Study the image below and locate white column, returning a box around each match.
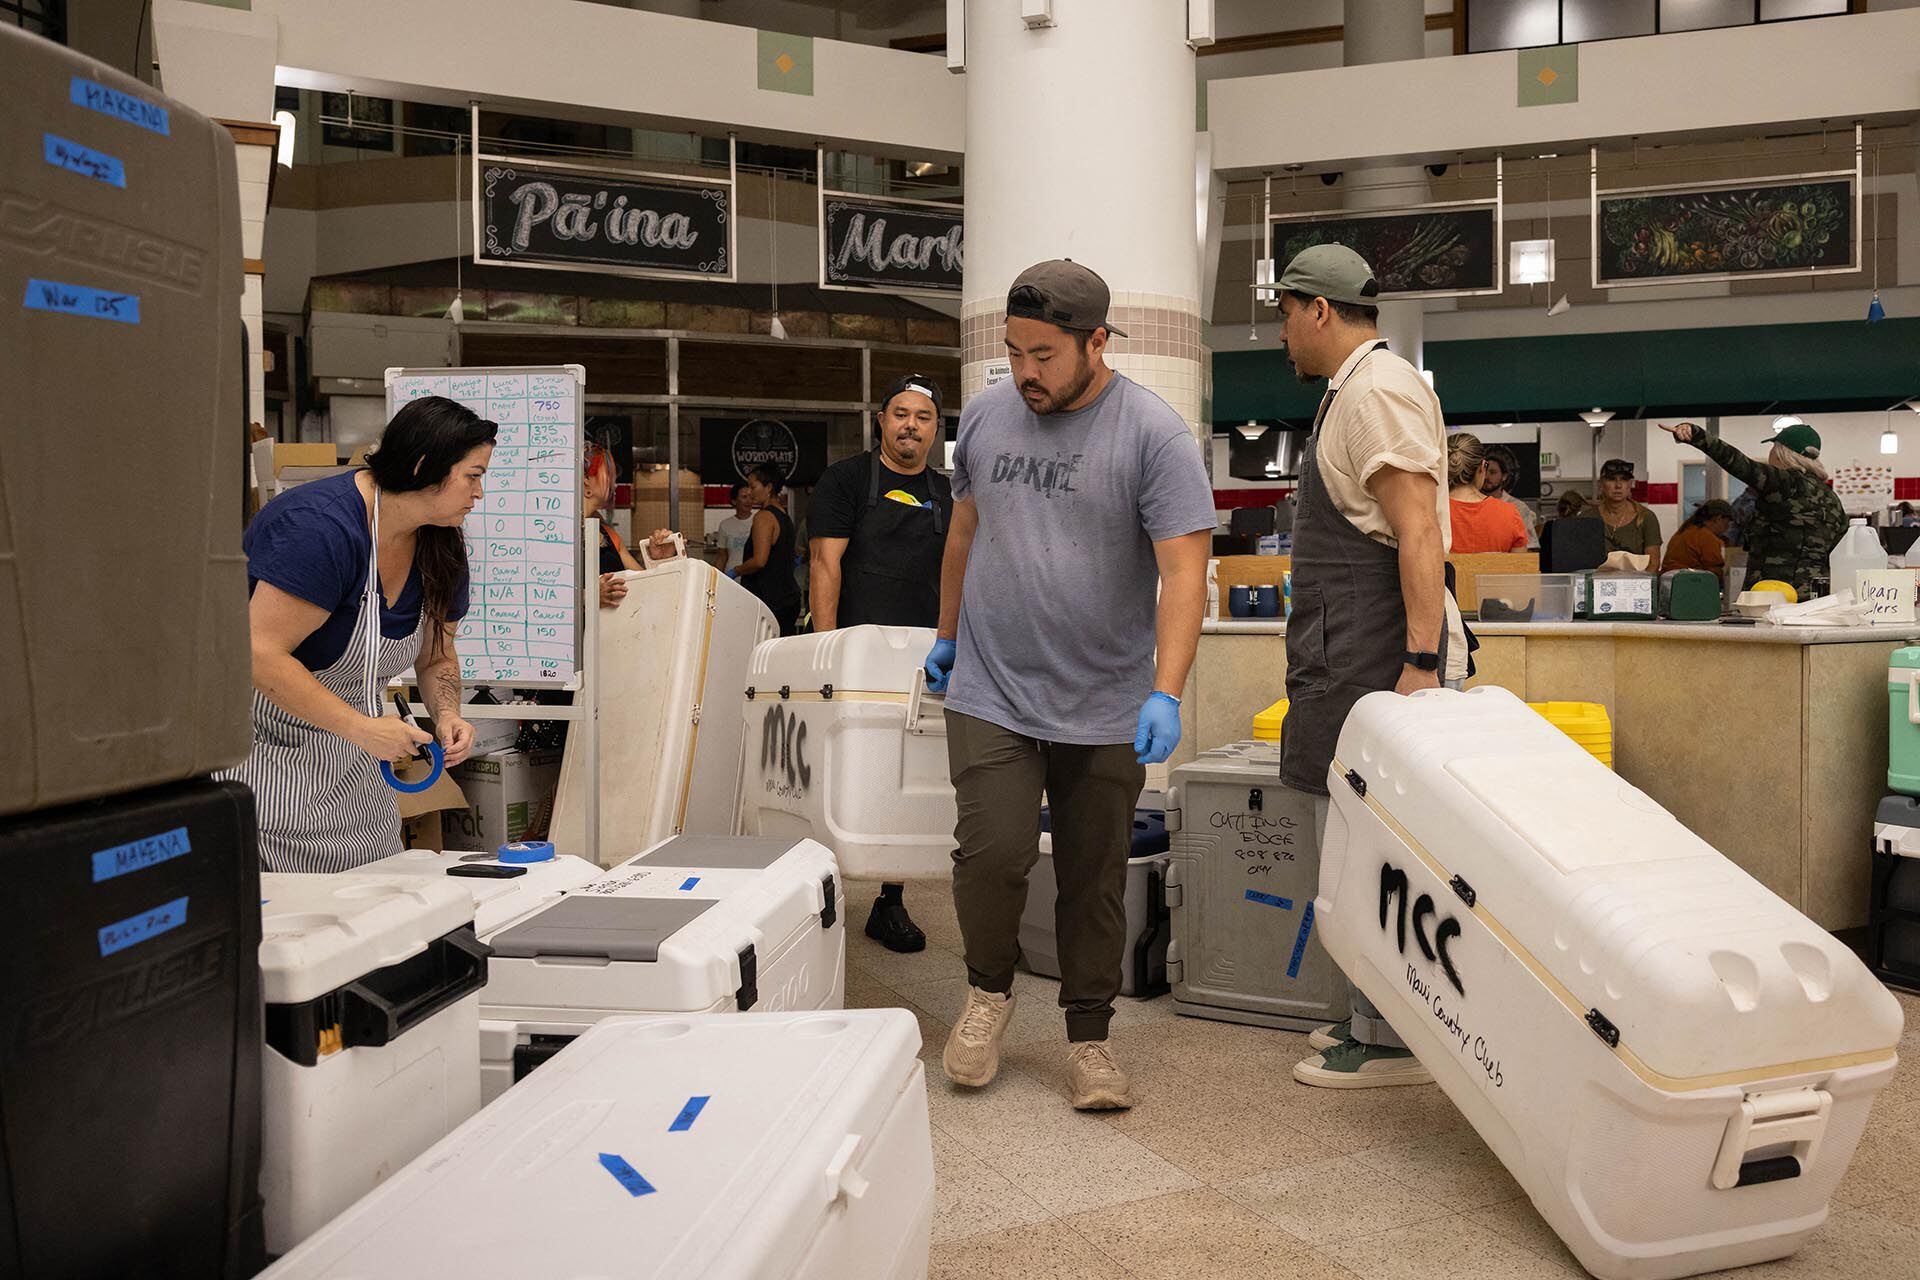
[961,0,1203,436]
[1343,0,1426,372]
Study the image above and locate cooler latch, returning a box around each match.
[1711,1087,1829,1191]
[1162,859,1184,909]
[735,944,759,1011]
[820,873,838,930]
[1343,769,1367,798]
[1165,938,1184,983]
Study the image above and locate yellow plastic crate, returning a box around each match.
[1252,698,1287,741]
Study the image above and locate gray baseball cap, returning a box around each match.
[1006,260,1128,337]
[1278,244,1381,307]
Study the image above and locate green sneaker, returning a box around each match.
[1293,1038,1433,1090]
[1306,1020,1352,1052]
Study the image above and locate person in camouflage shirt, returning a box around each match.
[1660,420,1849,597]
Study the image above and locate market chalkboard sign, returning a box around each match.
[1269,203,1499,299]
[822,195,963,294]
[1597,178,1853,285]
[478,159,732,278]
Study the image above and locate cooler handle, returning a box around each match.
[905,668,947,736]
[823,1133,870,1204]
[339,926,489,1051]
[1908,674,1920,725]
[1709,1087,1829,1191]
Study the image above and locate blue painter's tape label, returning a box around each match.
[678,876,700,891]
[25,279,140,325]
[598,1152,655,1197]
[91,827,191,883]
[70,77,169,135]
[44,134,127,187]
[669,1095,710,1132]
[99,896,188,957]
[1244,889,1294,910]
[1287,901,1315,979]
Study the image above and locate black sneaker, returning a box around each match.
[865,895,926,953]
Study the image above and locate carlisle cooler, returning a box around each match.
[478,835,845,1102]
[350,844,602,935]
[0,780,265,1279]
[1318,686,1903,1280]
[738,626,955,880]
[552,560,777,865]
[1886,646,1920,796]
[1019,808,1173,997]
[257,1010,934,1280]
[1164,743,1348,1030]
[0,25,251,818]
[259,874,488,1255]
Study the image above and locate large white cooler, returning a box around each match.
[737,626,955,881]
[350,846,602,935]
[259,874,488,1255]
[553,559,777,865]
[259,1010,933,1280]
[478,835,846,1102]
[1319,686,1904,1280]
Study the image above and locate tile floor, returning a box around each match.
[841,879,1920,1280]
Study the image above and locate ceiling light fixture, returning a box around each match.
[1236,420,1268,441]
[1771,415,1805,434]
[1510,238,1554,285]
[1579,409,1614,428]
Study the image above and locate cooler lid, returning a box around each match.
[259,873,476,1005]
[745,623,935,696]
[488,896,714,962]
[1889,645,1920,671]
[631,835,797,871]
[354,848,603,937]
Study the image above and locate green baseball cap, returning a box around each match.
[1277,244,1381,307]
[1764,419,1822,456]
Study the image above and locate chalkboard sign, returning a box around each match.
[476,158,733,280]
[387,365,585,688]
[699,417,830,488]
[1596,176,1854,286]
[820,193,963,295]
[1269,202,1500,299]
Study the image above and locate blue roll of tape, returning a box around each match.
[380,740,445,794]
[499,840,555,864]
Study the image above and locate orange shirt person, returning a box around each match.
[1446,432,1529,553]
[1664,499,1734,572]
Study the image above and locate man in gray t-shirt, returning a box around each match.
[922,260,1216,1112]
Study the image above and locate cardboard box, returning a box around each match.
[447,747,563,849]
[631,467,702,539]
[394,766,468,854]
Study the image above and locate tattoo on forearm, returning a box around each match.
[430,666,461,717]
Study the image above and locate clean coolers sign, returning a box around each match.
[820,194,962,295]
[478,159,733,279]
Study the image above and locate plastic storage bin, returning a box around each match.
[1870,795,1920,993]
[1164,743,1348,1031]
[1475,573,1577,622]
[258,1010,935,1280]
[1660,569,1723,621]
[0,27,250,818]
[259,874,488,1255]
[478,835,845,1103]
[1252,698,1288,742]
[1019,807,1172,996]
[1887,647,1920,796]
[0,780,265,1279]
[1320,686,1904,1280]
[350,846,603,935]
[552,560,778,865]
[738,625,955,880]
[1527,701,1613,769]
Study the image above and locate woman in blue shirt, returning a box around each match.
[220,397,496,871]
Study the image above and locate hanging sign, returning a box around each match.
[1267,201,1501,300]
[475,157,733,280]
[700,417,830,487]
[819,192,963,295]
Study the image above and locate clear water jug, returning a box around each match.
[1829,518,1886,602]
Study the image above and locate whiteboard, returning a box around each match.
[385,365,586,688]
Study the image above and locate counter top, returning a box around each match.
[1204,618,1920,646]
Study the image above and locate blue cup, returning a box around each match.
[1252,584,1281,618]
[1229,585,1253,618]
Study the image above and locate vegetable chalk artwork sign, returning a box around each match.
[476,158,734,280]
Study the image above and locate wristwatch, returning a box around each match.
[1403,650,1441,672]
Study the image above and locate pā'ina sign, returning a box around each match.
[478,159,732,279]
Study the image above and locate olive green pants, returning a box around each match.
[945,710,1145,1043]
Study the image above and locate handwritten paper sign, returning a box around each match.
[387,366,584,687]
[821,194,963,294]
[477,159,731,278]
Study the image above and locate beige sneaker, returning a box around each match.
[943,986,1015,1087]
[1066,1040,1133,1111]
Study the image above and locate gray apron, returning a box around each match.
[1280,343,1446,796]
[219,489,428,872]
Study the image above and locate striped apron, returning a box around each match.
[220,492,427,872]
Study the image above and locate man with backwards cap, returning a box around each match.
[1274,243,1466,1089]
[809,374,955,953]
[924,260,1216,1111]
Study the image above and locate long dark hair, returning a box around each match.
[365,396,497,648]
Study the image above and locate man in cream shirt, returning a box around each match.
[1273,244,1465,1088]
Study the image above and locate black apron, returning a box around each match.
[1280,343,1448,796]
[840,451,951,628]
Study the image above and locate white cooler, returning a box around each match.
[259,1009,934,1280]
[553,559,778,865]
[478,834,845,1103]
[1319,686,1904,1280]
[259,873,488,1255]
[351,846,602,935]
[737,626,955,881]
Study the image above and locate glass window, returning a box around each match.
[1564,0,1656,41]
[1659,0,1755,33]
[1759,0,1846,18]
[1468,0,1560,51]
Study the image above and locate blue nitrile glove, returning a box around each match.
[1134,692,1182,765]
[924,638,957,694]
[726,567,741,581]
